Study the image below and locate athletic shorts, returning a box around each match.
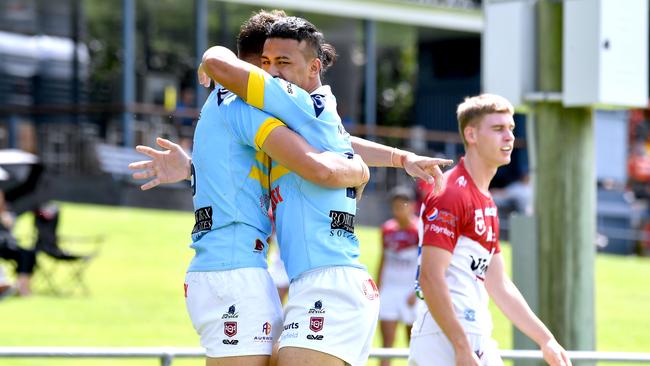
[184,268,283,358]
[378,284,416,324]
[408,332,503,366]
[279,266,380,366]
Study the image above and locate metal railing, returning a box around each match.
[1,347,650,365]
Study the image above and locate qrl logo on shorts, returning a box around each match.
[362,278,379,300]
[309,317,324,332]
[224,322,237,337]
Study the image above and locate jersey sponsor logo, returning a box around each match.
[309,317,324,332]
[254,238,265,252]
[224,322,238,337]
[425,223,455,238]
[270,186,283,210]
[262,322,272,335]
[310,94,326,117]
[329,210,355,233]
[433,210,457,226]
[309,300,325,314]
[484,207,497,217]
[474,209,486,236]
[426,208,439,221]
[222,305,239,319]
[469,254,489,279]
[456,175,467,187]
[216,87,232,105]
[283,322,299,330]
[361,278,379,300]
[191,207,212,234]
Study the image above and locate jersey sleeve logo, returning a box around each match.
[310,94,325,117]
[217,87,232,105]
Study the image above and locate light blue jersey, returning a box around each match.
[246,69,364,280]
[188,85,286,272]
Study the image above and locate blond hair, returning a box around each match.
[456,94,514,146]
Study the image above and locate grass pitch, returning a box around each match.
[0,203,648,366]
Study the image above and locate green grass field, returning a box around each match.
[1,203,649,365]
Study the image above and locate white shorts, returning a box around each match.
[184,268,283,358]
[378,284,416,324]
[279,266,380,366]
[408,332,503,366]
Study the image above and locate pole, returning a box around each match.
[364,19,377,141]
[535,2,595,364]
[195,0,208,106]
[122,0,135,147]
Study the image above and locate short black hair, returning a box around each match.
[237,10,286,59]
[267,16,337,75]
[390,186,415,202]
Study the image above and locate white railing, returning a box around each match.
[1,347,650,365]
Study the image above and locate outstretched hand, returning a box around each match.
[541,339,572,366]
[128,137,192,191]
[403,154,453,194]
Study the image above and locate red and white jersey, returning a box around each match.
[380,217,419,288]
[413,158,500,336]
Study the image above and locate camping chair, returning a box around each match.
[32,204,102,296]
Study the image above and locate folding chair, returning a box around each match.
[32,204,102,296]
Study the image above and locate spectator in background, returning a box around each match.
[0,191,35,296]
[377,186,420,366]
[175,87,196,152]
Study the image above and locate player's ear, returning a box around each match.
[464,125,476,144]
[310,58,321,77]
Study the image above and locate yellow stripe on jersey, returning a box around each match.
[271,164,291,183]
[248,166,269,190]
[247,69,266,109]
[254,117,286,150]
[254,150,267,165]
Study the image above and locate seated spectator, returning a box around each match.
[0,191,35,296]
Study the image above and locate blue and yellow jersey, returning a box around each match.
[188,85,285,272]
[246,68,364,281]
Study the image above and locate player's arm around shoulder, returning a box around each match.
[485,255,572,366]
[200,46,253,100]
[261,125,369,189]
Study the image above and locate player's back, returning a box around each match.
[188,87,273,272]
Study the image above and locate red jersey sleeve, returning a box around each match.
[420,190,463,253]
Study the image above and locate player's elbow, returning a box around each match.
[312,164,339,187]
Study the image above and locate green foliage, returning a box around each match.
[0,203,648,366]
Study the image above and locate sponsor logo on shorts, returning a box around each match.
[361,278,379,300]
[283,322,299,330]
[224,322,238,337]
[222,339,239,345]
[329,210,355,233]
[464,308,476,322]
[470,255,489,279]
[253,336,272,343]
[282,332,298,339]
[308,300,325,314]
[262,322,272,335]
[254,238,265,252]
[309,317,324,332]
[191,207,212,234]
[222,305,239,319]
[475,350,484,359]
[307,334,324,340]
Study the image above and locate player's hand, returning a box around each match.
[541,339,571,366]
[353,154,370,203]
[128,137,192,190]
[197,63,211,88]
[403,154,453,194]
[454,349,481,366]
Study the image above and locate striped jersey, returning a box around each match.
[188,86,285,272]
[245,68,364,281]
